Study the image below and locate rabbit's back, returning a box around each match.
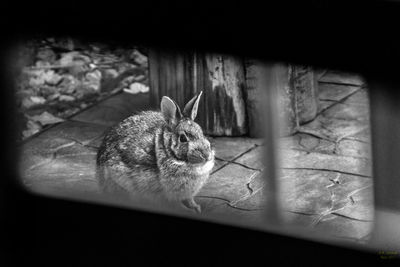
[98,111,164,166]
[96,111,165,194]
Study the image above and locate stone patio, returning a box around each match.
[18,70,373,243]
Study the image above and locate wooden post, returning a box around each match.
[292,65,319,125]
[149,48,318,137]
[244,61,319,137]
[149,49,248,136]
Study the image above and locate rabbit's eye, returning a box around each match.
[179,133,188,143]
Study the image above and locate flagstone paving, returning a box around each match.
[18,70,373,243]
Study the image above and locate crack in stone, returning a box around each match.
[316,86,365,116]
[295,86,371,158]
[27,141,77,171]
[225,203,265,211]
[298,134,321,153]
[214,156,263,172]
[284,210,319,216]
[295,126,335,143]
[195,195,231,210]
[331,212,373,222]
[326,173,341,188]
[232,160,263,171]
[229,185,264,208]
[228,171,264,208]
[281,167,372,178]
[64,136,101,150]
[318,81,364,87]
[246,182,254,195]
[319,98,341,102]
[26,157,55,172]
[210,161,230,175]
[211,144,259,174]
[30,177,97,183]
[333,126,369,154]
[295,125,370,156]
[341,137,370,144]
[48,141,77,153]
[311,189,336,227]
[85,144,101,149]
[26,140,98,172]
[196,195,230,203]
[347,184,372,198]
[19,123,63,145]
[231,144,259,161]
[55,152,97,159]
[286,147,371,161]
[311,184,373,226]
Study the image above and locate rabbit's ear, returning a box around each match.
[161,96,181,125]
[183,91,203,120]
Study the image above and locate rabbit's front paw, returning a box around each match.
[182,198,202,213]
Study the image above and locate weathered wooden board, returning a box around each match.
[292,65,319,125]
[149,49,248,136]
[244,61,319,136]
[149,48,318,137]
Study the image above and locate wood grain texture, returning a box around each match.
[149,49,248,136]
[291,65,319,124]
[244,59,270,137]
[244,61,319,137]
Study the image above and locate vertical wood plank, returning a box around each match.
[148,48,248,136]
[244,61,319,137]
[244,59,269,137]
[291,65,319,124]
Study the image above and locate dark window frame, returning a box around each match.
[2,1,400,265]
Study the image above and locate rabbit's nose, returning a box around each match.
[202,150,210,161]
[203,150,214,161]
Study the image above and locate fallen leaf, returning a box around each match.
[55,38,75,51]
[60,107,80,117]
[123,82,149,94]
[59,51,92,67]
[35,60,51,68]
[30,96,46,104]
[59,52,77,66]
[27,69,63,87]
[43,70,63,85]
[22,120,42,139]
[84,70,102,91]
[47,93,60,101]
[59,95,76,102]
[65,86,76,94]
[28,69,47,86]
[103,68,119,79]
[16,88,36,99]
[130,50,147,66]
[21,98,35,109]
[29,111,65,126]
[36,48,57,63]
[59,75,79,93]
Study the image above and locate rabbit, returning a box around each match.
[96,91,215,213]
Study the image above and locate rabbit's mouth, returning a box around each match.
[187,149,214,164]
[188,156,207,164]
[191,157,215,175]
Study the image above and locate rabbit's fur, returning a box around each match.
[96,92,214,212]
